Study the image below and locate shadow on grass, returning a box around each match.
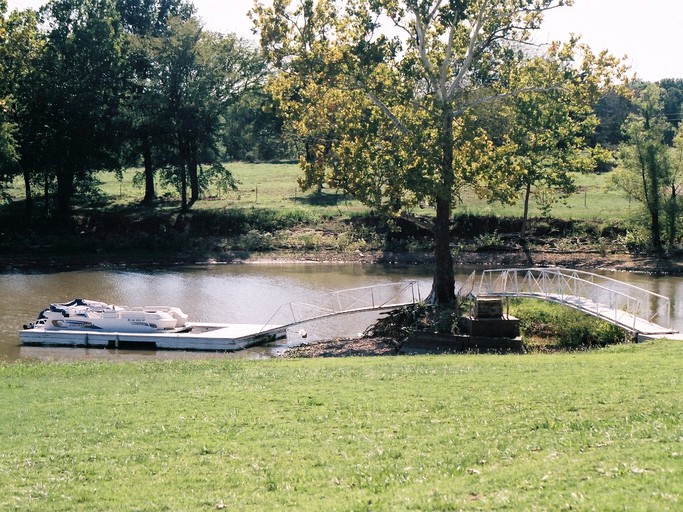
[292,190,355,207]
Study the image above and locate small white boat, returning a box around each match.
[28,298,188,333]
[20,298,286,351]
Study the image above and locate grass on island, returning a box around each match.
[1,340,681,511]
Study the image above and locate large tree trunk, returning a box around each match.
[429,106,456,305]
[56,165,73,217]
[180,162,188,211]
[430,197,456,305]
[647,146,662,253]
[667,183,677,249]
[179,137,189,211]
[521,180,532,237]
[43,172,50,218]
[142,137,156,205]
[189,141,199,206]
[520,180,534,266]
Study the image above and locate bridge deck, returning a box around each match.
[494,292,677,335]
[470,268,677,336]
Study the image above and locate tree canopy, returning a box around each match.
[253,0,626,304]
[0,0,276,220]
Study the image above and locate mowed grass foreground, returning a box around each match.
[1,341,681,511]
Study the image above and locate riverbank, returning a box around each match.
[2,243,681,274]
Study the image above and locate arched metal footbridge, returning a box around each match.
[262,280,424,330]
[257,268,677,339]
[460,267,677,336]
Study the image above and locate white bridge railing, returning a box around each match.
[261,280,423,330]
[462,267,674,335]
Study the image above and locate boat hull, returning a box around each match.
[19,322,287,351]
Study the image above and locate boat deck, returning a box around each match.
[19,322,286,351]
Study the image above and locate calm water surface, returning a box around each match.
[0,263,435,361]
[2,263,682,361]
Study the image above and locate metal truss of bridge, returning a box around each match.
[460,267,677,337]
[262,280,424,331]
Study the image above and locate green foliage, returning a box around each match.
[611,83,678,252]
[510,299,626,348]
[254,0,626,303]
[474,230,503,248]
[616,228,650,252]
[1,342,681,510]
[234,229,274,251]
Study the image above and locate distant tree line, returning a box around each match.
[0,0,289,219]
[3,0,683,264]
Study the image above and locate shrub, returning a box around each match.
[234,230,274,251]
[510,299,626,349]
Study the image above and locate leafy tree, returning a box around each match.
[665,125,683,248]
[0,3,39,207]
[222,87,289,162]
[486,42,616,237]
[116,0,194,204]
[659,78,683,133]
[153,18,265,210]
[612,84,671,253]
[1,4,44,218]
[31,0,126,216]
[253,0,623,304]
[0,1,19,199]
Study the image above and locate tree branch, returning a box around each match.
[400,212,435,233]
[361,85,412,136]
[453,85,564,117]
[448,0,490,100]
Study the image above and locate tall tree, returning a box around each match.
[1,3,43,218]
[34,0,126,216]
[0,0,19,199]
[483,42,615,238]
[612,84,671,253]
[116,0,193,204]
[253,0,623,304]
[153,18,263,210]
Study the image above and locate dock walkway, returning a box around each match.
[463,267,677,336]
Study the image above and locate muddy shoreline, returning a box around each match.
[3,246,681,274]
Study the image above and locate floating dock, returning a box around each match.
[19,322,287,351]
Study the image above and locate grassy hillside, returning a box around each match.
[1,340,681,511]
[97,163,635,222]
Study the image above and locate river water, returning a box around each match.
[2,263,681,362]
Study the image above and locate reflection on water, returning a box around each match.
[3,263,682,362]
[0,263,433,362]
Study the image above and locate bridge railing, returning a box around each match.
[260,280,423,331]
[473,268,672,332]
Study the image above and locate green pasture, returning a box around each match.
[6,163,634,223]
[1,340,681,511]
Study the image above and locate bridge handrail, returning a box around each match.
[475,267,671,331]
[479,269,640,304]
[259,280,422,332]
[479,271,642,330]
[479,267,671,301]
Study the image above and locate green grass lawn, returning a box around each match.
[96,164,639,222]
[1,340,681,511]
[5,163,635,224]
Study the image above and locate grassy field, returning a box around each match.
[1,340,681,511]
[5,162,635,223]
